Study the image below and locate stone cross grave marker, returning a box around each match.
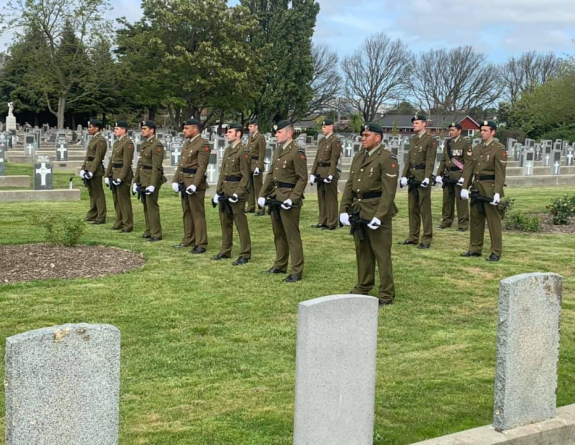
[25,134,36,156]
[207,151,218,183]
[34,155,53,189]
[551,149,562,175]
[522,149,534,176]
[4,323,121,445]
[566,148,574,166]
[170,137,183,166]
[56,138,68,161]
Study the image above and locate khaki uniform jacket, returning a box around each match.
[247,133,265,171]
[134,136,165,188]
[105,136,134,183]
[82,133,107,176]
[260,140,308,205]
[462,140,507,197]
[341,145,399,221]
[437,136,473,179]
[311,134,341,179]
[216,143,251,198]
[173,136,211,191]
[402,132,437,181]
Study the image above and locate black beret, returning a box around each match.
[88,118,102,128]
[248,119,258,125]
[411,113,427,122]
[322,119,334,126]
[183,118,201,127]
[141,120,156,129]
[273,120,292,131]
[480,120,497,130]
[449,122,462,130]
[115,121,128,129]
[361,122,383,136]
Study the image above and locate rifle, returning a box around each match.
[312,176,328,190]
[265,195,300,220]
[400,175,436,197]
[132,183,146,203]
[346,210,372,241]
[178,181,189,204]
[211,192,245,217]
[106,174,117,194]
[440,175,460,197]
[81,174,90,188]
[470,189,496,215]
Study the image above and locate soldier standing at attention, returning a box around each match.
[133,120,165,242]
[171,118,211,254]
[435,122,472,231]
[257,120,308,283]
[340,123,399,307]
[211,123,252,265]
[104,121,134,233]
[81,118,107,224]
[310,119,341,231]
[460,120,507,261]
[399,114,437,249]
[245,119,266,216]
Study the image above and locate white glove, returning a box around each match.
[339,213,350,226]
[457,178,464,186]
[253,167,260,176]
[367,217,381,230]
[186,184,197,195]
[85,171,93,179]
[105,177,110,186]
[80,169,86,179]
[309,174,316,185]
[460,189,469,200]
[145,185,155,195]
[420,178,429,188]
[113,178,122,186]
[213,194,220,205]
[324,175,333,184]
[491,193,500,205]
[257,197,266,208]
[171,182,179,193]
[280,198,293,210]
[400,177,408,187]
[435,176,443,185]
[132,183,138,194]
[228,193,239,203]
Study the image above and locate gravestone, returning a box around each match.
[522,149,534,176]
[472,138,482,147]
[264,147,272,171]
[513,142,523,162]
[293,295,379,445]
[0,149,5,176]
[5,323,121,445]
[170,137,183,166]
[0,132,8,150]
[34,155,53,190]
[551,149,562,175]
[25,134,37,156]
[207,152,218,183]
[493,273,563,431]
[566,148,574,166]
[56,138,69,161]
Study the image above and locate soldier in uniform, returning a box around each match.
[104,121,134,232]
[258,120,308,283]
[435,122,472,231]
[133,120,165,241]
[399,114,437,249]
[245,119,266,216]
[211,122,252,265]
[310,119,341,230]
[460,120,507,261]
[340,123,399,306]
[171,118,211,254]
[80,118,107,224]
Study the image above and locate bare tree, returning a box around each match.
[341,32,412,122]
[305,44,341,117]
[501,51,563,104]
[410,46,501,119]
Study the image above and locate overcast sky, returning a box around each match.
[1,0,574,62]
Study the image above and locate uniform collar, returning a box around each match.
[146,135,156,142]
[188,134,200,143]
[367,143,381,157]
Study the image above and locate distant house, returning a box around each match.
[376,114,480,137]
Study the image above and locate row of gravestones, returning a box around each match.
[2,273,564,444]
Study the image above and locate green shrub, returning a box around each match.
[505,212,541,232]
[31,213,85,247]
[546,194,575,225]
[499,197,515,220]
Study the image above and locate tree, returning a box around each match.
[386,100,416,116]
[341,32,412,122]
[410,46,501,119]
[500,51,563,104]
[305,44,341,117]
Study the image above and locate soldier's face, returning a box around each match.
[114,127,126,137]
[412,120,426,132]
[226,129,241,143]
[449,127,461,138]
[361,131,380,150]
[88,124,98,135]
[480,127,495,141]
[183,125,199,138]
[276,128,292,143]
[321,125,333,136]
[248,124,257,134]
[141,126,153,138]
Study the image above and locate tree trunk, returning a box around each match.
[57,95,67,129]
[149,107,157,121]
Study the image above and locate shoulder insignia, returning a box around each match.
[245,154,249,159]
[204,145,210,152]
[129,144,134,150]
[432,140,437,147]
[502,151,507,159]
[156,147,162,154]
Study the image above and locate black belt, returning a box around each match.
[277,182,296,188]
[413,164,426,170]
[87,156,95,161]
[182,168,197,174]
[449,166,461,171]
[478,174,495,181]
[225,175,242,182]
[353,191,382,200]
[142,165,152,170]
[318,162,331,167]
[251,156,259,160]
[113,163,123,168]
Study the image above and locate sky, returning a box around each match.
[1,0,574,63]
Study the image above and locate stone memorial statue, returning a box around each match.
[6,101,17,131]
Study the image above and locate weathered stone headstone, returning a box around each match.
[56,139,69,161]
[25,134,36,155]
[551,149,562,175]
[522,149,534,176]
[5,323,120,445]
[170,136,183,166]
[566,148,574,166]
[293,295,379,445]
[207,152,218,183]
[34,155,53,190]
[0,149,5,176]
[493,273,563,432]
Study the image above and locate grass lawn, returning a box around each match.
[1,162,575,444]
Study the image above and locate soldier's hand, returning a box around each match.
[460,189,469,200]
[186,184,197,195]
[309,174,316,185]
[435,176,443,185]
[324,175,333,184]
[400,177,408,187]
[213,194,220,205]
[257,197,266,208]
[105,177,110,187]
[421,178,430,188]
[491,193,500,205]
[132,183,138,194]
[171,182,179,193]
[113,178,122,186]
[85,171,93,179]
[253,168,260,176]
[80,169,86,179]
[367,217,381,230]
[339,213,350,226]
[280,199,293,210]
[457,178,464,186]
[145,185,155,195]
[228,193,239,203]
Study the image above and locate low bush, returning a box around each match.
[31,213,85,247]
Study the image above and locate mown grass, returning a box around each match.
[1,161,574,444]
